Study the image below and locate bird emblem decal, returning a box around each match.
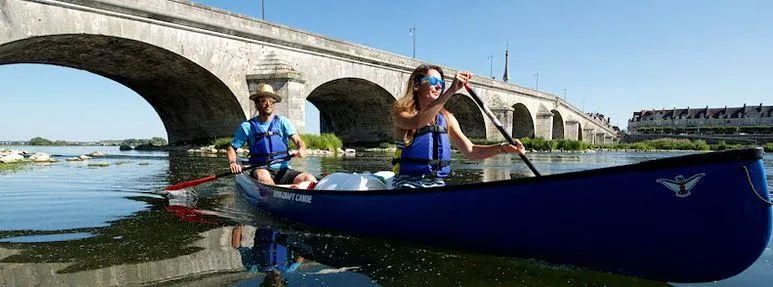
[656,173,706,198]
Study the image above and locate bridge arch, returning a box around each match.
[307,78,394,144]
[551,110,565,140]
[0,34,244,144]
[512,103,535,138]
[446,94,486,139]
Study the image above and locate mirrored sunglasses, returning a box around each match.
[420,76,445,90]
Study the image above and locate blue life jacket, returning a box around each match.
[254,228,291,273]
[392,113,451,177]
[248,116,289,167]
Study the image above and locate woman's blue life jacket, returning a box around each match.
[248,116,290,167]
[392,113,452,178]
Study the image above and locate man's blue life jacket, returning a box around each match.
[248,116,290,167]
[255,228,291,273]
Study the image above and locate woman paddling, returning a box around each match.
[391,64,526,189]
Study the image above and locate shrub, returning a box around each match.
[692,140,711,151]
[555,139,586,151]
[764,143,773,152]
[628,142,654,151]
[712,141,744,151]
[290,134,343,152]
[0,161,27,173]
[210,137,233,149]
[149,137,168,146]
[28,137,53,146]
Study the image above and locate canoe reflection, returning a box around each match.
[230,225,667,287]
[232,225,303,286]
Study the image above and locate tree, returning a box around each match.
[149,137,167,146]
[29,137,53,146]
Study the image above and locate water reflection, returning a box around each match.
[225,225,666,287]
[1,146,770,286]
[232,225,304,287]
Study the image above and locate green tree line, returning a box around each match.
[25,137,167,146]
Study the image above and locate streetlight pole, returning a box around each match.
[533,72,540,90]
[261,0,265,20]
[487,54,493,79]
[409,25,416,58]
[561,88,567,100]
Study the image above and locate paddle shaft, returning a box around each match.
[464,84,541,176]
[164,165,258,191]
[163,154,296,191]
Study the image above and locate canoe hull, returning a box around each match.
[235,149,771,282]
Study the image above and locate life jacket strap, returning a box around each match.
[416,125,447,135]
[392,157,451,168]
[254,131,276,139]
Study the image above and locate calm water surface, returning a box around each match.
[1,146,771,286]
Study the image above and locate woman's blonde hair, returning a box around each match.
[392,64,448,144]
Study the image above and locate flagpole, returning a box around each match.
[409,25,416,58]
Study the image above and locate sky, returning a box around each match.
[1,0,771,141]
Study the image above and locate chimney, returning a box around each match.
[502,46,509,82]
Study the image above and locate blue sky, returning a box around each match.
[1,0,771,141]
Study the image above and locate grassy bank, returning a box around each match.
[474,137,770,152]
[470,138,594,152]
[0,161,27,173]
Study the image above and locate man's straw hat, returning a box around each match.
[249,83,282,102]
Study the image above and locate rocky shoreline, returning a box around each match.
[184,146,361,157]
[0,149,107,164]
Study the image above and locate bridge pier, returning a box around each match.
[595,132,606,145]
[583,128,596,144]
[565,120,580,141]
[488,107,514,141]
[246,54,307,133]
[535,112,554,140]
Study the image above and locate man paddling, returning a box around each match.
[227,83,316,185]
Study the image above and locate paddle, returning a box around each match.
[464,84,541,176]
[163,153,298,191]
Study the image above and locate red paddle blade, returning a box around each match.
[164,175,217,191]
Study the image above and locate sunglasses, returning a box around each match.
[419,76,445,90]
[257,98,276,105]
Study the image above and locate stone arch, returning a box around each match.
[512,103,535,138]
[0,35,243,145]
[307,78,394,144]
[577,122,583,141]
[551,110,565,140]
[445,94,486,139]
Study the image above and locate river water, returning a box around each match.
[0,146,771,286]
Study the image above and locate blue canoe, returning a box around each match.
[235,148,771,283]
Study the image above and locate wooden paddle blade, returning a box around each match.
[164,175,217,191]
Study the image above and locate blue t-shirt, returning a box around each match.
[231,115,297,169]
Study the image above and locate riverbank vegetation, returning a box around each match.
[0,161,27,172]
[10,137,167,147]
[470,137,769,152]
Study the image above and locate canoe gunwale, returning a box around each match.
[257,148,765,195]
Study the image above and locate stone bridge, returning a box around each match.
[0,0,619,145]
